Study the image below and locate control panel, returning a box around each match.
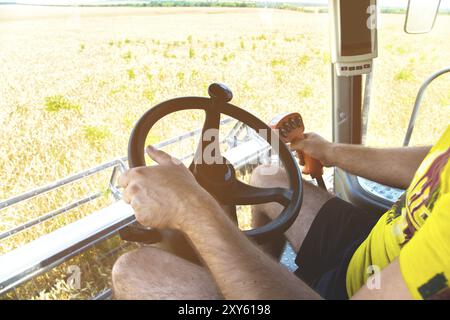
[335,60,372,76]
[357,176,404,202]
[329,0,378,77]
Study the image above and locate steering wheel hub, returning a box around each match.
[191,160,235,183]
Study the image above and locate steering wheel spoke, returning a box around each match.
[192,107,222,167]
[226,180,293,207]
[191,83,234,168]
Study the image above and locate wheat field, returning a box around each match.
[0,5,449,299]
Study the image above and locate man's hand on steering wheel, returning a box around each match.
[118,145,218,231]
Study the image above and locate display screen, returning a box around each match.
[340,0,372,56]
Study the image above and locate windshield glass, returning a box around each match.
[0,0,449,299]
[0,4,331,197]
[0,4,332,298]
[365,4,449,147]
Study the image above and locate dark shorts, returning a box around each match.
[294,197,378,300]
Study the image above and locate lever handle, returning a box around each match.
[269,112,324,181]
[299,151,323,178]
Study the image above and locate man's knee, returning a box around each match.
[113,247,150,277]
[112,246,221,300]
[250,164,288,189]
[112,247,161,299]
[250,164,288,226]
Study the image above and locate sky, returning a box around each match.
[1,0,449,9]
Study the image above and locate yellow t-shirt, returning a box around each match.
[346,125,450,299]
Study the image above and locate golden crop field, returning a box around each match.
[0,5,449,299]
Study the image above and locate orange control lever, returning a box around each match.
[269,112,324,186]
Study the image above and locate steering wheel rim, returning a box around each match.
[128,95,303,242]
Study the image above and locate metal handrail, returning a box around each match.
[0,117,235,240]
[0,201,135,295]
[92,288,113,300]
[0,158,126,212]
[403,66,450,146]
[0,192,103,242]
[0,129,271,296]
[0,118,252,296]
[0,117,234,212]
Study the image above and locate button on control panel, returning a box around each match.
[336,60,372,76]
[357,177,404,203]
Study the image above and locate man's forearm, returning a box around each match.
[329,144,431,189]
[184,199,321,300]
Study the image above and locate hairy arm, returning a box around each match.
[119,146,321,300]
[331,144,430,189]
[291,133,431,189]
[184,198,321,300]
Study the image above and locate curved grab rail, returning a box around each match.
[403,66,450,146]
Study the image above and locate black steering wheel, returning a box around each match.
[121,83,303,243]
